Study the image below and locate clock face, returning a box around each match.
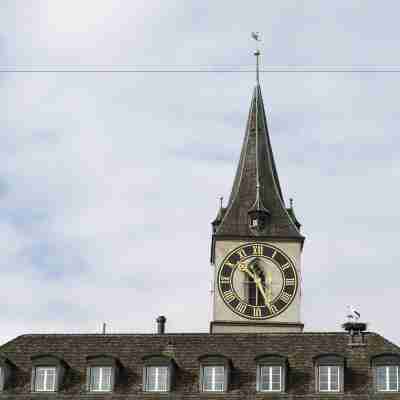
[217,243,298,320]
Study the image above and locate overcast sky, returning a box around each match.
[1,1,400,345]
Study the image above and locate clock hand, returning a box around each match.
[254,275,269,305]
[238,262,269,305]
[266,271,273,303]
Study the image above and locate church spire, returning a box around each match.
[212,44,303,240]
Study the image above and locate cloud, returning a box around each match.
[1,1,400,346]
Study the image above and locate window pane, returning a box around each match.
[35,368,46,391]
[157,367,168,392]
[388,366,398,391]
[100,367,112,391]
[330,366,339,391]
[319,366,329,391]
[90,367,100,391]
[202,366,224,392]
[271,366,282,391]
[259,366,270,391]
[377,366,387,391]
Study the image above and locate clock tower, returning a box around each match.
[210,50,305,333]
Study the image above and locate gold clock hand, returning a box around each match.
[254,276,269,305]
[238,262,255,280]
[238,262,269,305]
[266,271,273,303]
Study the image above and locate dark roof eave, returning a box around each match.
[212,233,305,243]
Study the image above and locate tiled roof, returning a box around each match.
[1,331,399,398]
[214,85,304,240]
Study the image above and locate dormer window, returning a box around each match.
[256,355,287,393]
[142,355,176,392]
[86,355,120,393]
[199,355,231,393]
[314,354,345,393]
[30,354,67,393]
[372,354,400,392]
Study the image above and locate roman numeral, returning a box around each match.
[223,290,236,303]
[224,261,235,268]
[252,244,263,256]
[268,303,278,314]
[236,249,247,259]
[282,263,290,270]
[272,250,277,259]
[285,278,295,286]
[253,307,262,317]
[236,302,247,314]
[220,276,230,283]
[279,291,291,303]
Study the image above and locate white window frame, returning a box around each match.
[257,365,282,392]
[202,365,225,392]
[144,366,169,392]
[88,366,113,392]
[34,366,57,392]
[318,365,340,393]
[376,366,399,392]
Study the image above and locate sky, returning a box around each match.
[1,1,400,345]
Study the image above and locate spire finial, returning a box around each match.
[289,198,294,209]
[219,196,224,210]
[251,32,261,84]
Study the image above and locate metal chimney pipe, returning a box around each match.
[156,316,166,334]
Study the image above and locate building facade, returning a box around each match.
[1,56,399,399]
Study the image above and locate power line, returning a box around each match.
[2,66,400,73]
[3,70,400,73]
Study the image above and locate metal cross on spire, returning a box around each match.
[251,32,261,84]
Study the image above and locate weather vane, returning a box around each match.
[251,32,261,84]
[346,305,361,322]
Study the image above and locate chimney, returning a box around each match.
[342,321,367,346]
[156,316,166,334]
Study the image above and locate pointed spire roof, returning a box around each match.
[214,83,303,239]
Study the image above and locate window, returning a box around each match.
[376,366,399,392]
[0,359,13,392]
[314,354,345,393]
[34,367,56,392]
[30,354,67,393]
[258,366,282,392]
[86,355,120,393]
[202,366,225,392]
[145,366,168,392]
[198,355,231,393]
[319,366,340,392]
[142,355,176,392]
[255,355,287,393]
[88,367,112,392]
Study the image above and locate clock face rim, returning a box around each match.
[217,242,298,320]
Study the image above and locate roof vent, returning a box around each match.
[156,316,166,334]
